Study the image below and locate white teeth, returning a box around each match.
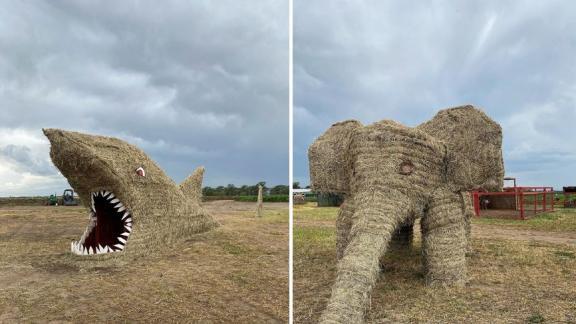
[124,225,132,232]
[103,191,110,197]
[122,212,130,220]
[70,242,74,252]
[83,247,88,255]
[125,217,132,223]
[117,204,126,212]
[100,190,104,197]
[107,193,115,200]
[117,237,127,244]
[104,246,111,253]
[120,232,130,237]
[114,244,125,250]
[110,198,119,204]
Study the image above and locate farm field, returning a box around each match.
[294,203,576,323]
[0,201,288,322]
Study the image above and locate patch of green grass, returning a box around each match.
[294,203,339,222]
[554,250,575,259]
[219,241,251,255]
[255,210,288,224]
[526,312,545,323]
[472,208,576,232]
[294,227,335,251]
[234,195,289,202]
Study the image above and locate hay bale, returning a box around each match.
[43,128,217,266]
[256,184,263,217]
[308,120,362,194]
[417,105,504,192]
[293,193,306,205]
[309,105,504,323]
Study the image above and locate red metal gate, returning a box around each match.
[472,186,555,220]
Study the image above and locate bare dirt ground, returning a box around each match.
[0,201,288,323]
[294,204,576,323]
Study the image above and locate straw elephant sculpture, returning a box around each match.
[308,105,504,323]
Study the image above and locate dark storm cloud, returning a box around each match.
[0,0,287,196]
[295,0,576,189]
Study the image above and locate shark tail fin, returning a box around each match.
[180,166,205,204]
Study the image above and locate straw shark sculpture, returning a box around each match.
[43,129,217,257]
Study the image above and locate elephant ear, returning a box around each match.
[417,105,504,192]
[308,120,362,194]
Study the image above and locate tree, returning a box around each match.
[270,185,289,195]
[293,182,301,189]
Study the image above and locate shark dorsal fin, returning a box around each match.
[180,166,205,204]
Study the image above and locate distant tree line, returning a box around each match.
[202,182,289,196]
[291,182,310,189]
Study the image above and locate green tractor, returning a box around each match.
[47,189,79,206]
[47,194,58,206]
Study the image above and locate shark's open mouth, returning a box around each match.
[70,191,132,255]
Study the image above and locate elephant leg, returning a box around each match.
[336,199,354,260]
[459,191,474,253]
[421,190,467,286]
[320,193,411,323]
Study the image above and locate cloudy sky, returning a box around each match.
[0,0,288,196]
[295,0,576,189]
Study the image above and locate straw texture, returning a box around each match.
[256,185,263,217]
[417,105,504,192]
[308,120,362,194]
[309,105,504,323]
[179,166,205,204]
[43,128,217,265]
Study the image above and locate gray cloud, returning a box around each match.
[0,144,55,175]
[0,0,288,196]
[295,0,576,190]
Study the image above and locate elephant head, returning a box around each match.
[308,105,503,323]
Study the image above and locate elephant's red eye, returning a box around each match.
[136,167,146,177]
[399,161,414,175]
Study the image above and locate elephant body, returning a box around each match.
[308,105,504,323]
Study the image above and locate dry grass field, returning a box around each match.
[294,203,576,323]
[0,201,288,322]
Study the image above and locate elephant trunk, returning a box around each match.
[320,192,412,323]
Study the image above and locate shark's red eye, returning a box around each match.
[136,167,146,177]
